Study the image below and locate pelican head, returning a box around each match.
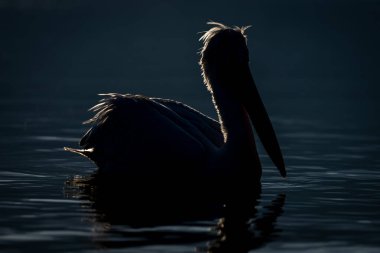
[200,22,250,95]
[199,22,287,178]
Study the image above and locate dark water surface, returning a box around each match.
[0,89,379,252]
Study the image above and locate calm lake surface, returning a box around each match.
[0,84,379,253]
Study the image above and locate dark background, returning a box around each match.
[0,2,379,251]
[0,0,379,131]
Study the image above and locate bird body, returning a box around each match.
[65,22,286,184]
[71,94,220,173]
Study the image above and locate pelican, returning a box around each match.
[65,22,286,185]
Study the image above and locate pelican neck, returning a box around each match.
[210,83,255,149]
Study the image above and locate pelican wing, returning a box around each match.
[150,97,223,146]
[77,93,223,171]
[80,94,223,149]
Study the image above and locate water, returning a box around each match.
[0,86,379,252]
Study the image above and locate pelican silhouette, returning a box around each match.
[65,22,286,183]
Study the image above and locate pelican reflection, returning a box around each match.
[65,174,286,252]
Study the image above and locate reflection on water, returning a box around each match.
[65,174,286,252]
[207,194,285,253]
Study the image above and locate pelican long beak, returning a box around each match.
[242,65,287,178]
